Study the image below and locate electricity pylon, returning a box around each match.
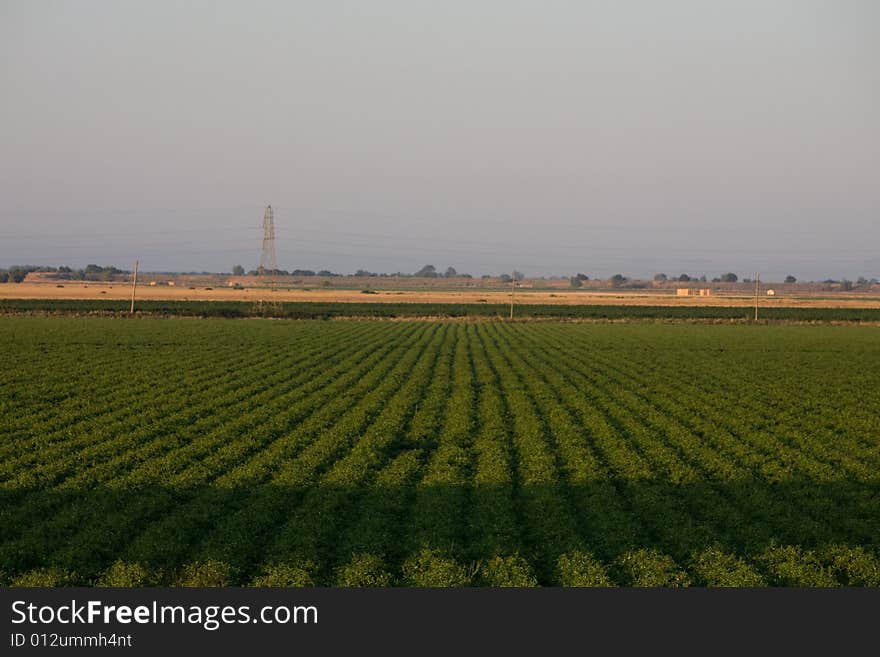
[258,204,278,289]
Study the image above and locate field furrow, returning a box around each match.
[2,318,878,587]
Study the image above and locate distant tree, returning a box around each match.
[355,269,377,277]
[232,265,245,276]
[9,267,27,283]
[857,276,869,286]
[317,270,335,277]
[610,274,628,287]
[481,274,492,279]
[720,272,738,283]
[677,274,691,282]
[784,275,797,284]
[712,277,722,283]
[414,265,437,278]
[513,270,525,281]
[653,273,668,282]
[699,275,707,282]
[570,276,583,288]
[575,273,589,281]
[499,274,512,283]
[841,280,853,291]
[0,271,8,283]
[445,266,457,278]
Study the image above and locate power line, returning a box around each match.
[3,203,873,241]
[2,226,875,259]
[1,204,876,278]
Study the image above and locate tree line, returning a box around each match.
[0,264,128,283]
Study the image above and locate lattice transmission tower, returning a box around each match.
[258,205,278,284]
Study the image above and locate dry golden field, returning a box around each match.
[2,281,879,308]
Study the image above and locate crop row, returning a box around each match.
[4,298,880,322]
[1,317,878,586]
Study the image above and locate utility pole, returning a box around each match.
[130,259,139,314]
[754,272,760,322]
[510,270,515,320]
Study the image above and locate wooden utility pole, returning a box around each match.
[754,272,759,322]
[510,270,515,320]
[130,259,139,314]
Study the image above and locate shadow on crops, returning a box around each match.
[1,478,878,587]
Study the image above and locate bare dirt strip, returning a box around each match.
[3,282,880,308]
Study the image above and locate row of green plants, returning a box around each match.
[4,297,880,321]
[1,321,416,580]
[1,318,878,585]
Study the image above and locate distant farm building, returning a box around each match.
[677,288,713,296]
[766,289,776,296]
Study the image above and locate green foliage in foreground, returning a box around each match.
[1,317,879,586]
[3,297,880,321]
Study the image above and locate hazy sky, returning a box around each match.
[1,1,877,279]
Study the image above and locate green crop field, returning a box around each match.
[4,297,880,322]
[2,317,878,586]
